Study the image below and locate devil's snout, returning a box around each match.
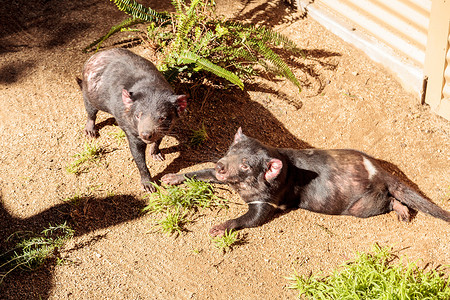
[215,161,226,173]
[139,131,154,142]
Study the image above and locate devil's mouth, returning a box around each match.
[139,135,159,144]
[215,172,227,181]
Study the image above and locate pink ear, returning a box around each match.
[265,158,282,181]
[232,127,244,144]
[177,95,187,114]
[122,89,134,109]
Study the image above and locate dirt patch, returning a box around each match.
[1,0,449,299]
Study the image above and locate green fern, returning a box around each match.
[224,21,302,53]
[253,39,300,90]
[110,0,170,22]
[172,0,203,53]
[84,0,171,52]
[217,21,302,90]
[83,17,144,52]
[171,0,184,15]
[175,0,202,36]
[86,0,303,91]
[176,50,244,89]
[194,30,215,54]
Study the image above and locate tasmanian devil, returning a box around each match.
[77,48,187,192]
[162,127,450,236]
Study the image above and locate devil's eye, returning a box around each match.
[159,116,167,123]
[134,112,142,120]
[240,158,250,171]
[240,164,249,171]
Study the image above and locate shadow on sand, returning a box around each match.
[0,194,147,299]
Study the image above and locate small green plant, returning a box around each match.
[313,223,335,237]
[211,229,242,253]
[0,222,74,283]
[66,142,104,174]
[190,123,209,146]
[445,185,450,199]
[87,0,303,91]
[191,248,201,254]
[62,192,85,206]
[287,244,450,299]
[156,207,188,235]
[143,178,227,235]
[108,126,126,143]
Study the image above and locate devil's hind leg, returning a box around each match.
[390,197,411,222]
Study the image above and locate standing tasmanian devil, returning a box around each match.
[77,48,187,191]
[162,128,450,236]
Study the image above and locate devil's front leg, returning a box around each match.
[125,133,155,192]
[161,168,220,185]
[210,201,277,236]
[149,137,164,161]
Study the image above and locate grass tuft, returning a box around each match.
[156,207,188,235]
[287,244,450,299]
[142,178,227,235]
[108,126,126,144]
[190,123,209,147]
[0,222,74,283]
[62,192,85,206]
[66,142,105,175]
[211,229,243,253]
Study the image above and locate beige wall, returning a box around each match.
[298,0,449,120]
[424,0,450,120]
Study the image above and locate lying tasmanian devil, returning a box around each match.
[162,128,450,236]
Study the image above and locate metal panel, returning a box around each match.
[297,0,449,119]
[423,0,450,120]
[297,0,429,96]
[305,0,431,67]
[443,36,450,99]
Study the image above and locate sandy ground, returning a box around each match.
[0,0,449,299]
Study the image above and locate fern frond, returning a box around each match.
[253,40,301,91]
[83,17,145,52]
[177,50,244,89]
[223,21,302,54]
[171,0,185,15]
[88,0,303,91]
[195,30,215,53]
[258,26,302,53]
[110,0,170,22]
[176,0,201,40]
[221,46,258,62]
[161,66,183,83]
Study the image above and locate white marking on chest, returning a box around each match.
[363,157,377,179]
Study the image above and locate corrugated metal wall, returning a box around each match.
[299,0,450,120]
[443,35,450,100]
[300,0,431,68]
[423,0,450,120]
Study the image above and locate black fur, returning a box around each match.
[77,48,187,191]
[162,128,450,236]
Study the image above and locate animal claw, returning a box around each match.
[84,128,98,138]
[209,223,227,237]
[151,153,165,161]
[161,174,183,185]
[142,181,156,193]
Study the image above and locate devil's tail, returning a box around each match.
[386,174,450,222]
